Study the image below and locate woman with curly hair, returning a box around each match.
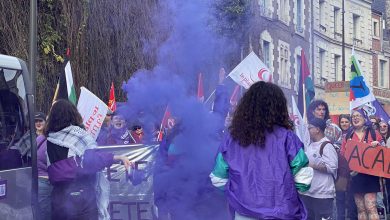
[210,81,312,220]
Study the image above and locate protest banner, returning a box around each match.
[77,87,108,140]
[324,81,350,115]
[228,51,272,89]
[344,140,390,178]
[97,144,158,220]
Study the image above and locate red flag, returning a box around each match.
[158,106,171,141]
[108,82,117,112]
[197,73,204,102]
[66,48,71,58]
[230,85,240,106]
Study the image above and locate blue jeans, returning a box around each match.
[38,177,52,220]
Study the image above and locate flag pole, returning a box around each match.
[303,83,307,123]
[204,90,216,104]
[157,105,169,141]
[204,75,230,104]
[51,77,60,104]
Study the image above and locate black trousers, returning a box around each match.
[51,184,98,220]
[300,195,334,220]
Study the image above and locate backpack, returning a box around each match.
[319,141,350,191]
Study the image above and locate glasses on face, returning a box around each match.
[380,125,388,128]
[351,115,362,119]
[35,119,44,123]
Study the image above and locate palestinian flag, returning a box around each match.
[52,61,77,105]
[298,49,315,116]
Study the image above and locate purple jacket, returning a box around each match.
[48,149,114,184]
[36,135,48,177]
[220,127,307,219]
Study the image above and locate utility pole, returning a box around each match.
[29,0,38,219]
[342,0,346,81]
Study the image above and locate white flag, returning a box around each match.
[291,96,310,148]
[77,87,108,140]
[228,51,272,89]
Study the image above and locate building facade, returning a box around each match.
[371,0,390,109]
[312,0,374,99]
[251,0,312,105]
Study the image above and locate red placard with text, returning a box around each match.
[344,140,390,178]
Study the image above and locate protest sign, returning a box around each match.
[344,140,390,178]
[77,87,108,140]
[324,81,350,115]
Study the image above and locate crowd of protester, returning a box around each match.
[2,76,386,220]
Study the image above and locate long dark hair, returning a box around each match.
[307,99,330,121]
[44,99,84,136]
[229,81,293,147]
[338,114,351,132]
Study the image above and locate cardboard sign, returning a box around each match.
[344,140,390,178]
[77,87,108,140]
[324,81,350,115]
[325,91,350,115]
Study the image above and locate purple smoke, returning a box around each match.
[117,1,241,219]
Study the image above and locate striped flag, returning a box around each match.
[64,61,77,105]
[52,61,77,105]
[349,52,375,110]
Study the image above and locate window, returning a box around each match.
[334,7,340,33]
[263,41,270,68]
[334,55,341,81]
[279,0,289,23]
[296,0,303,31]
[379,60,386,87]
[353,14,360,39]
[259,0,272,18]
[319,1,325,27]
[319,48,326,79]
[373,21,379,37]
[279,41,290,87]
[260,30,274,75]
